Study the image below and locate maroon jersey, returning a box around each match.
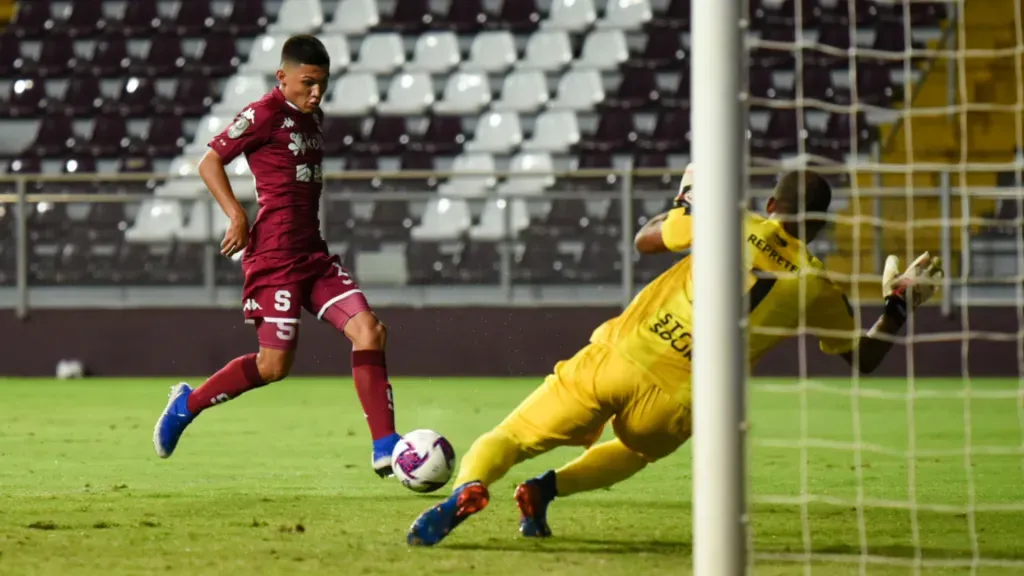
[208,87,326,259]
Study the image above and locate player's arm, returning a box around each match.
[837,253,944,374]
[201,107,273,257]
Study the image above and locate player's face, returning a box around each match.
[277,63,330,113]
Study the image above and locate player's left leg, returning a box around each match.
[516,383,691,537]
[309,258,400,477]
[407,345,611,546]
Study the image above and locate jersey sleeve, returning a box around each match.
[810,281,858,355]
[208,104,275,165]
[660,207,694,252]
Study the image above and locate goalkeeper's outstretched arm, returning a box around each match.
[839,252,944,375]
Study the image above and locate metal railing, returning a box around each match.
[0,166,1020,318]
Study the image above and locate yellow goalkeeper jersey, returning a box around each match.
[589,208,858,392]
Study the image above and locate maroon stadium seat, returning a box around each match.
[21,38,78,78]
[487,0,540,33]
[130,36,185,78]
[157,76,216,118]
[57,76,105,117]
[350,117,408,156]
[106,0,162,37]
[166,0,216,36]
[86,115,132,158]
[405,116,464,155]
[0,33,20,77]
[27,116,77,158]
[578,239,622,283]
[565,153,617,191]
[637,110,690,153]
[603,67,660,110]
[649,0,689,30]
[629,29,685,70]
[407,242,458,285]
[438,0,487,33]
[457,241,500,284]
[577,111,637,153]
[186,36,240,77]
[10,0,52,38]
[631,153,673,191]
[321,117,363,155]
[108,77,159,118]
[513,236,563,284]
[146,117,187,157]
[378,0,431,33]
[219,0,268,36]
[660,62,690,108]
[3,77,46,118]
[87,35,131,77]
[58,0,105,37]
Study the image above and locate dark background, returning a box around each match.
[1,306,1019,378]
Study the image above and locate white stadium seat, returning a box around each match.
[437,153,497,198]
[516,30,573,72]
[496,152,555,196]
[376,73,435,115]
[240,34,289,75]
[319,34,352,73]
[521,110,580,153]
[125,199,185,243]
[268,0,325,34]
[349,33,406,75]
[405,32,461,74]
[410,198,472,241]
[465,112,523,154]
[491,70,549,113]
[547,70,605,111]
[469,199,531,241]
[323,0,379,35]
[321,73,379,116]
[433,72,492,115]
[462,31,517,74]
[185,115,234,155]
[155,156,205,199]
[225,156,258,202]
[598,0,653,30]
[543,0,597,32]
[177,200,232,242]
[212,75,271,115]
[573,30,628,71]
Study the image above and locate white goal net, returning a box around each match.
[739,0,1024,573]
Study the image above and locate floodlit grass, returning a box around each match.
[0,377,1021,575]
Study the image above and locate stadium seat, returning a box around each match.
[268,0,325,34]
[186,115,233,155]
[456,241,500,284]
[178,200,232,242]
[156,156,205,198]
[638,109,691,153]
[125,199,185,243]
[242,34,290,75]
[544,0,597,32]
[108,77,157,118]
[85,115,132,158]
[602,67,660,109]
[438,0,488,33]
[649,0,689,29]
[437,153,497,198]
[598,0,653,30]
[21,38,77,78]
[410,198,472,241]
[0,33,19,77]
[462,31,517,74]
[488,0,541,33]
[221,0,269,36]
[629,28,685,70]
[516,30,573,72]
[131,36,185,78]
[491,70,549,113]
[322,74,379,116]
[406,116,465,155]
[226,157,259,202]
[573,30,629,71]
[405,32,461,74]
[26,116,76,158]
[521,110,580,153]
[350,116,408,155]
[10,0,52,38]
[166,0,215,36]
[87,35,130,77]
[433,72,492,115]
[4,78,45,119]
[320,35,352,73]
[548,70,605,111]
[578,111,636,153]
[495,152,555,196]
[469,198,531,240]
[466,112,523,154]
[324,0,380,34]
[213,75,271,115]
[378,0,431,33]
[187,36,242,77]
[0,120,37,157]
[377,73,435,115]
[56,0,105,37]
[321,116,363,154]
[349,34,407,75]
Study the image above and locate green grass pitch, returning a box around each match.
[1,377,1023,575]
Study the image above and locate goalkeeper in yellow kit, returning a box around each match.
[407,169,945,546]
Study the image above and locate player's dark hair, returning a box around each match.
[281,35,331,69]
[771,170,833,239]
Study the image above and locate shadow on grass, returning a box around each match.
[445,537,689,555]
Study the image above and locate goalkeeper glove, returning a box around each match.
[881,252,945,324]
[672,163,694,213]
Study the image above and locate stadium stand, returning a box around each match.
[0,0,1005,291]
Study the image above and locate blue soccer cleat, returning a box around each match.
[372,432,402,478]
[407,481,490,547]
[153,383,195,458]
[515,471,557,538]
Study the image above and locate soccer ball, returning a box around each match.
[391,429,456,493]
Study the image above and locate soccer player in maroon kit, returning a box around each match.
[153,36,402,477]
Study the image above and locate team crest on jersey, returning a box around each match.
[228,108,256,139]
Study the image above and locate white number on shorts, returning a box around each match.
[332,263,354,286]
[276,323,296,341]
[274,290,292,311]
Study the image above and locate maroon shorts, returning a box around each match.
[241,252,371,350]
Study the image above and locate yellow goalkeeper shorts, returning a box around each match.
[497,343,692,462]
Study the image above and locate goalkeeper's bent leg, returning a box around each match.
[554,439,648,496]
[453,428,530,488]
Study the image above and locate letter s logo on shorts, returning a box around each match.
[274,290,292,312]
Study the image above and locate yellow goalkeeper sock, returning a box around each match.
[555,439,648,496]
[453,428,528,488]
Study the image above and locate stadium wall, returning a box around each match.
[0,306,1019,378]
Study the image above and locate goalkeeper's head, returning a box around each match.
[766,170,833,241]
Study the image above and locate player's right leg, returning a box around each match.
[407,345,610,546]
[153,286,300,458]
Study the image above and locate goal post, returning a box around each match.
[690,1,748,575]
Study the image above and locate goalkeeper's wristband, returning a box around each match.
[883,294,908,326]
